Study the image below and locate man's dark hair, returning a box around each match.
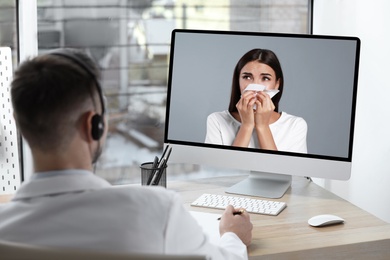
[11,49,101,152]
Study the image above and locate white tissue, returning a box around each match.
[244,83,266,92]
[264,89,279,99]
[243,84,279,98]
[243,84,279,110]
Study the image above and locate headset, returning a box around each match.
[49,49,105,141]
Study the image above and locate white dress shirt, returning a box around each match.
[0,170,247,260]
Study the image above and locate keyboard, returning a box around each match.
[191,193,287,216]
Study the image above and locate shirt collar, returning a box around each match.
[31,169,91,180]
[13,169,111,201]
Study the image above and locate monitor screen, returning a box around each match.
[164,29,360,198]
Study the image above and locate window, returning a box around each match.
[36,0,310,185]
[0,0,17,65]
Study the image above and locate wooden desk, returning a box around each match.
[168,175,390,260]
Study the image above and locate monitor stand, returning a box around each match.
[225,171,292,199]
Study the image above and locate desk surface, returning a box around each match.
[168,175,390,260]
[1,175,390,259]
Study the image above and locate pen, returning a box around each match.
[146,156,159,185]
[217,209,245,220]
[152,147,172,185]
[150,158,166,185]
[149,145,170,186]
[159,145,170,164]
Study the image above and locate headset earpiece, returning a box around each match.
[91,114,104,141]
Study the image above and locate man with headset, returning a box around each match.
[0,49,252,259]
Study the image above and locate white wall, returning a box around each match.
[313,0,390,223]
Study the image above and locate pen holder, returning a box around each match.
[140,162,167,187]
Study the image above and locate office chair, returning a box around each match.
[0,240,208,260]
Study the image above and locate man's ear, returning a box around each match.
[81,111,96,143]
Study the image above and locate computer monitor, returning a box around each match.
[164,29,360,198]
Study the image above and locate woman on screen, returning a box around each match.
[205,48,307,153]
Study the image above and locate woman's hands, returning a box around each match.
[254,91,275,129]
[234,91,278,150]
[236,91,274,129]
[232,91,257,147]
[236,90,256,128]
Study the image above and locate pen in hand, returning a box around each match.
[217,209,245,220]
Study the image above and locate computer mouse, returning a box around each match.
[308,214,345,227]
